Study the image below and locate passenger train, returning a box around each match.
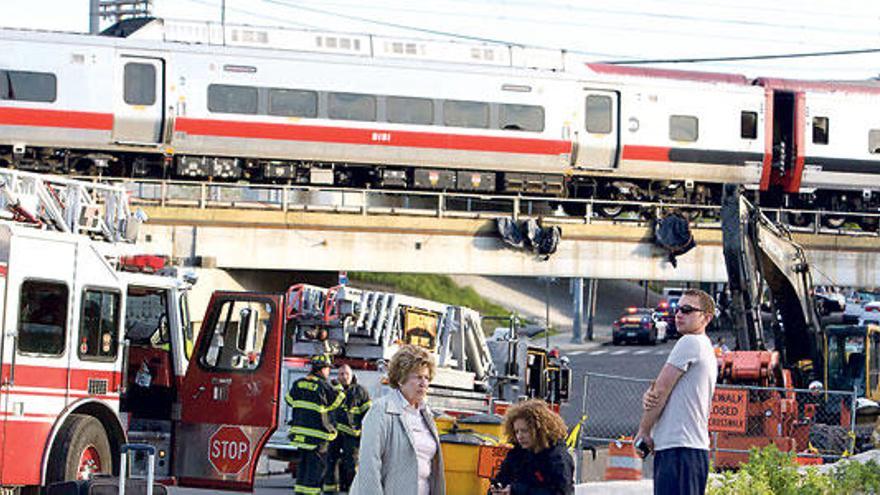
[2,19,880,228]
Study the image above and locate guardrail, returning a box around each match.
[83,177,880,237]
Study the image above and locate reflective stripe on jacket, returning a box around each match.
[286,373,345,447]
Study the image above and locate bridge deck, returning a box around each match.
[139,206,880,286]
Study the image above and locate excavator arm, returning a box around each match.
[721,184,824,380]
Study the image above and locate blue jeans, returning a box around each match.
[653,447,709,495]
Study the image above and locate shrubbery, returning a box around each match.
[349,273,511,318]
[707,445,880,495]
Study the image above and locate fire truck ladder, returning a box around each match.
[0,169,137,242]
[313,285,496,381]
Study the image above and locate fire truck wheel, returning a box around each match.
[46,414,113,484]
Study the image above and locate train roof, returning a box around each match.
[586,63,751,85]
[754,77,880,95]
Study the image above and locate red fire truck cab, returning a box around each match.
[0,172,283,493]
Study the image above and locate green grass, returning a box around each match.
[349,272,511,318]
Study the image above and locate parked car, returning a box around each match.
[844,291,879,323]
[654,299,680,341]
[612,307,658,345]
[859,301,880,325]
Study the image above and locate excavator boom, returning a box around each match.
[721,184,824,380]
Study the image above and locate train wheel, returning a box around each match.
[46,414,113,484]
[822,215,847,229]
[786,211,813,228]
[596,203,623,218]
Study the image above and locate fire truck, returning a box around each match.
[0,170,292,493]
[264,283,571,458]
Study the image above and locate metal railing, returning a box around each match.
[72,177,880,237]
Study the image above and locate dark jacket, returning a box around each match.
[491,441,574,495]
[286,373,345,449]
[337,380,371,437]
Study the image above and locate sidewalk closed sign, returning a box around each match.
[477,445,511,479]
[709,388,748,433]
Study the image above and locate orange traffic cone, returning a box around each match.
[605,436,643,481]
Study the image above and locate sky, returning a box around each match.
[3,0,880,80]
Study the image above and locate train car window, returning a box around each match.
[18,280,68,355]
[499,104,544,132]
[0,70,56,103]
[869,130,880,153]
[123,63,156,106]
[328,92,376,121]
[443,100,489,128]
[740,111,758,139]
[670,115,699,142]
[78,289,120,361]
[387,96,434,125]
[812,117,829,145]
[268,88,317,118]
[208,84,258,114]
[585,95,612,134]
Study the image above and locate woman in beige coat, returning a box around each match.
[350,345,445,495]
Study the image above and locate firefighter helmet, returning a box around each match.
[310,354,332,369]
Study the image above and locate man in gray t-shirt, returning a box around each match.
[636,289,717,495]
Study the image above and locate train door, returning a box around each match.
[766,90,806,193]
[113,56,165,145]
[175,292,284,492]
[573,89,619,170]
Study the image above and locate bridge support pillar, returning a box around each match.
[571,278,584,343]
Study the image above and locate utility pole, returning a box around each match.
[89,0,101,34]
[221,0,227,44]
[571,278,583,343]
[544,277,551,349]
[94,0,154,28]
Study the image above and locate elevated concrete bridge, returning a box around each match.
[138,206,880,287]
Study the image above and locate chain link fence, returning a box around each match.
[579,372,861,469]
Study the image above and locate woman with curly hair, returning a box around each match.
[350,345,445,495]
[489,399,574,495]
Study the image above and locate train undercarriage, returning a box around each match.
[2,144,878,231]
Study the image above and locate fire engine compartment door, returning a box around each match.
[573,88,619,170]
[175,292,283,491]
[113,55,165,145]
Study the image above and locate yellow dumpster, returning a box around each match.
[458,413,506,443]
[434,413,457,435]
[440,431,493,495]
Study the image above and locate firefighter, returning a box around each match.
[322,377,345,494]
[323,364,371,493]
[287,354,345,495]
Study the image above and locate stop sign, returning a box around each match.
[208,425,251,475]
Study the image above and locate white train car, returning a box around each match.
[2,20,880,221]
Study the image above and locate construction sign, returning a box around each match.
[477,445,512,479]
[709,388,748,433]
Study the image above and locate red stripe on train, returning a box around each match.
[0,107,113,131]
[621,145,670,161]
[175,118,572,155]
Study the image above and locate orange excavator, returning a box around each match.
[715,185,876,466]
